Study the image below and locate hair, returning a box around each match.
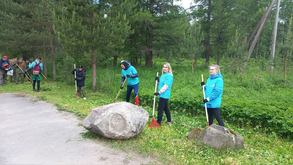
[19,58,24,66]
[78,65,83,68]
[162,62,173,76]
[209,64,220,73]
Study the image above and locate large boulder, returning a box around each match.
[188,124,244,151]
[83,102,149,140]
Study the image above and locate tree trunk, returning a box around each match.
[48,25,56,81]
[205,0,212,64]
[42,26,47,77]
[255,41,259,62]
[113,55,118,66]
[217,51,220,65]
[145,0,154,67]
[92,47,97,91]
[91,4,97,91]
[192,55,194,77]
[37,41,40,57]
[46,0,56,81]
[33,50,35,60]
[284,52,287,85]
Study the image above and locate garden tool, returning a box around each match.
[16,64,32,84]
[148,72,161,128]
[41,73,50,85]
[74,64,78,98]
[201,74,209,126]
[113,77,127,102]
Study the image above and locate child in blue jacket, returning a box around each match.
[201,64,224,126]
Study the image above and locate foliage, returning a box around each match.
[1,70,293,164]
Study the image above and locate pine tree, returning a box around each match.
[53,0,133,90]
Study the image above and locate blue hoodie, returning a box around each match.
[121,62,139,86]
[203,73,224,108]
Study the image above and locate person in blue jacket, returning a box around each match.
[29,57,43,92]
[154,62,173,125]
[120,60,139,105]
[201,64,224,126]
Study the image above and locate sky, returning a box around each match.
[173,0,195,10]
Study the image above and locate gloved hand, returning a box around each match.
[203,98,210,104]
[120,86,123,89]
[201,82,205,86]
[75,78,77,81]
[154,92,159,96]
[127,74,131,78]
[155,77,159,82]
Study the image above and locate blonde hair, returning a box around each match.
[209,64,220,73]
[162,62,173,76]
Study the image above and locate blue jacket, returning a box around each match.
[121,63,139,86]
[203,73,224,108]
[29,60,43,71]
[0,59,10,71]
[158,73,173,99]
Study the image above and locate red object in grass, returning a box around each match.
[148,117,161,128]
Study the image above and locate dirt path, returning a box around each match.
[0,93,156,164]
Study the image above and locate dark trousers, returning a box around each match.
[33,80,40,90]
[126,83,139,102]
[157,98,171,125]
[207,108,224,126]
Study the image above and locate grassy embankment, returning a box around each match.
[1,59,293,164]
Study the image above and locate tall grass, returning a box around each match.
[1,57,293,164]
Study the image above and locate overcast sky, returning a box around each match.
[173,0,195,10]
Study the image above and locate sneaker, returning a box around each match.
[166,122,172,124]
[84,97,86,100]
[33,89,36,91]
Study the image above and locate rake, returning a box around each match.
[148,72,161,128]
[16,64,32,84]
[201,74,210,127]
[41,73,49,85]
[74,64,78,98]
[113,77,127,102]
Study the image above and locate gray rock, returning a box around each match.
[188,124,244,151]
[83,102,149,140]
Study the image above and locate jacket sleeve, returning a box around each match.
[72,69,76,75]
[0,60,5,70]
[130,73,138,78]
[209,78,223,100]
[121,77,126,86]
[29,62,35,69]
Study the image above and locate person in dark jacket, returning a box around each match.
[72,65,86,100]
[0,56,11,86]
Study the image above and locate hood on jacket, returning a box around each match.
[120,61,131,70]
[210,73,223,80]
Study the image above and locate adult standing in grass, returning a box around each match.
[72,65,87,100]
[201,64,224,127]
[15,58,26,84]
[0,56,11,86]
[8,57,17,83]
[154,62,173,125]
[29,57,43,92]
[120,60,140,105]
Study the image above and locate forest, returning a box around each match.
[1,0,293,164]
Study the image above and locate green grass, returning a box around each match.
[1,59,293,164]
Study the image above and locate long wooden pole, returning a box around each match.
[270,0,281,72]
